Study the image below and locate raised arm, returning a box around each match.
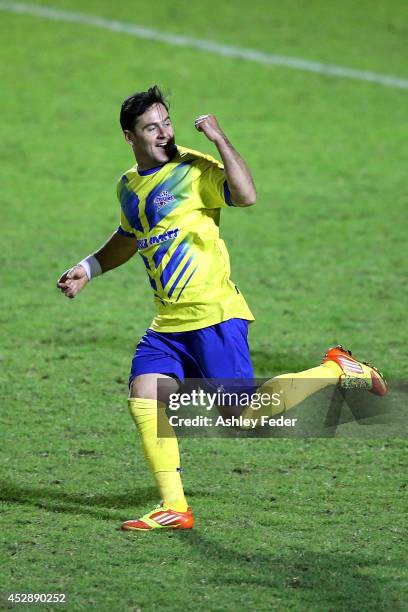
[57,231,137,299]
[195,114,256,207]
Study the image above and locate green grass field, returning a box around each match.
[1,1,407,610]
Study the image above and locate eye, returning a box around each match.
[147,126,156,133]
[164,119,171,127]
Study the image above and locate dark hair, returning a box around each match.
[120,85,169,131]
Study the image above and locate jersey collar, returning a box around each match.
[137,165,163,176]
[137,145,178,176]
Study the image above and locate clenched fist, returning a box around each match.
[57,265,88,299]
[194,114,225,144]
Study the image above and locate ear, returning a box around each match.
[124,130,134,146]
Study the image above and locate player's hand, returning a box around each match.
[194,114,224,143]
[57,265,89,299]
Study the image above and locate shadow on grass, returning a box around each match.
[2,480,403,607]
[0,479,157,521]
[175,530,402,610]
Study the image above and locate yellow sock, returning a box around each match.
[243,361,342,421]
[128,398,188,512]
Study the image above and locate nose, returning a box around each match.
[158,124,171,140]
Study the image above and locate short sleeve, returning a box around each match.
[116,178,136,238]
[198,160,234,209]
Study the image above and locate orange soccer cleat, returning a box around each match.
[121,504,194,531]
[322,345,388,396]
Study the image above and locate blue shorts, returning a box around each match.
[129,318,254,388]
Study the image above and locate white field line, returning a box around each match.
[1,1,407,91]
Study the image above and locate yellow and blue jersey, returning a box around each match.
[117,145,254,332]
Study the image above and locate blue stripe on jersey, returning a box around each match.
[140,253,158,290]
[176,265,198,301]
[119,176,144,232]
[145,162,191,231]
[160,239,190,288]
[167,256,194,299]
[149,276,158,290]
[152,237,176,269]
[223,180,234,206]
[140,253,150,269]
[117,226,135,238]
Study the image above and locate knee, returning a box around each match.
[129,374,179,402]
[129,376,156,400]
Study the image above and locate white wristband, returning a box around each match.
[78,255,102,280]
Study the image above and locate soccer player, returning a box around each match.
[57,86,387,531]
